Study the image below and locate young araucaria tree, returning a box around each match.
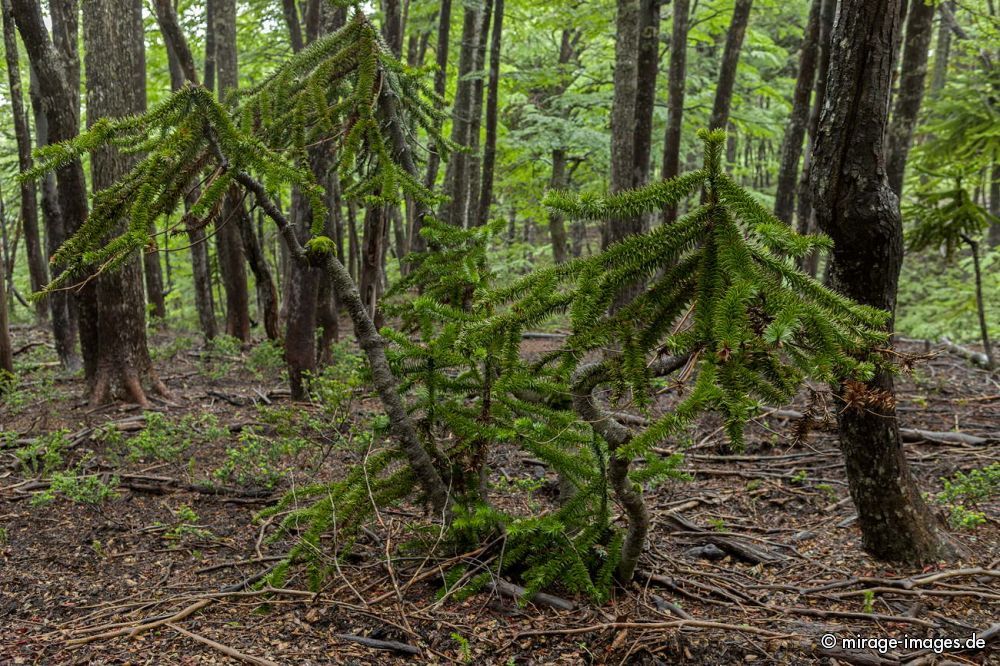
[25,2,888,600]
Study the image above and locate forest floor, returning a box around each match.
[1,324,998,665]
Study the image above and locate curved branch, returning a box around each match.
[571,354,688,581]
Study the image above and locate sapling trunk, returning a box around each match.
[962,235,994,370]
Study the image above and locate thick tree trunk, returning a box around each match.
[213,0,251,342]
[774,0,821,224]
[886,0,935,197]
[2,0,46,319]
[284,190,321,399]
[83,0,165,405]
[709,0,753,131]
[809,0,958,564]
[476,0,503,228]
[661,0,689,224]
[632,0,659,188]
[13,0,84,371]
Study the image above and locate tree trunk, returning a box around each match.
[156,0,218,342]
[709,0,753,131]
[382,0,403,56]
[990,161,1000,248]
[476,0,503,228]
[83,0,165,405]
[930,1,952,93]
[237,205,279,340]
[212,0,251,342]
[795,0,835,276]
[0,243,11,373]
[2,0,47,320]
[548,149,569,264]
[886,0,935,197]
[632,0,659,188]
[809,0,959,564]
[440,4,481,227]
[661,0,689,224]
[12,0,86,371]
[203,0,216,91]
[464,0,493,229]
[774,0,821,225]
[414,0,451,252]
[359,204,385,321]
[284,190,321,399]
[962,235,994,369]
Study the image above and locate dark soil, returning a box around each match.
[1,325,997,665]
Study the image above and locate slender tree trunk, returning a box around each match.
[281,0,304,52]
[661,0,689,224]
[2,0,46,319]
[607,0,640,252]
[143,237,167,321]
[359,204,385,320]
[83,0,165,405]
[157,0,218,342]
[464,0,493,228]
[774,0,821,224]
[930,1,952,93]
[0,240,10,373]
[990,161,1000,248]
[476,0,503,228]
[962,235,994,369]
[809,0,959,564]
[203,0,216,91]
[382,0,403,56]
[238,206,279,340]
[440,3,480,227]
[212,0,251,342]
[886,0,935,197]
[548,149,569,264]
[13,0,85,371]
[414,0,451,252]
[795,0,834,276]
[709,0,753,131]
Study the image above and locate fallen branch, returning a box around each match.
[65,599,214,645]
[514,619,791,640]
[761,408,996,445]
[485,579,575,611]
[333,634,421,656]
[166,622,280,666]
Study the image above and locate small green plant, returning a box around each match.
[202,334,243,380]
[939,464,1000,504]
[935,463,997,530]
[451,632,472,664]
[31,469,119,505]
[213,429,304,489]
[15,429,71,477]
[946,505,986,529]
[0,527,8,545]
[789,470,808,486]
[746,479,763,491]
[815,483,837,502]
[91,539,106,558]
[708,518,727,532]
[862,589,876,614]
[158,504,212,541]
[248,340,285,380]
